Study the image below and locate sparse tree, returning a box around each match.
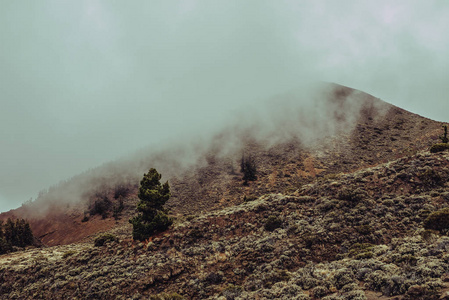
[440,125,448,143]
[4,218,16,246]
[129,168,172,241]
[240,155,257,185]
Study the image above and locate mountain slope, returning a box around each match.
[0,83,445,247]
[1,150,449,299]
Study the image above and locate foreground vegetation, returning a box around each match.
[2,151,449,299]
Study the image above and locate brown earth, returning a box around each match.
[0,83,445,248]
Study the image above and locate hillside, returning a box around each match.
[2,150,449,299]
[1,83,444,247]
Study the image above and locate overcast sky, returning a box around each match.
[1,0,449,212]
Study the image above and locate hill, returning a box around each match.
[2,150,449,299]
[1,83,444,247]
[1,83,449,299]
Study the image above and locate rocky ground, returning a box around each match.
[2,150,449,299]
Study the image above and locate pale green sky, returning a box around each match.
[1,0,449,212]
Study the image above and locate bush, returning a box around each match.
[94,233,117,246]
[243,195,258,202]
[113,185,130,199]
[240,155,257,185]
[264,215,283,231]
[149,293,184,300]
[337,188,364,203]
[404,285,440,300]
[424,208,449,231]
[430,143,449,153]
[112,199,125,220]
[222,284,243,300]
[356,224,374,235]
[89,197,112,219]
[418,169,443,187]
[62,250,77,259]
[205,272,223,284]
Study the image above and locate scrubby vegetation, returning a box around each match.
[94,233,118,247]
[2,151,449,299]
[430,143,449,153]
[0,218,34,254]
[264,215,283,231]
[424,208,449,232]
[129,168,173,241]
[430,125,449,153]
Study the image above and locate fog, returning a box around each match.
[1,1,449,213]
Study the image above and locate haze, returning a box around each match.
[1,0,449,213]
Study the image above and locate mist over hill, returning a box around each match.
[0,83,445,247]
[1,82,449,299]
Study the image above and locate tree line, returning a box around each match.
[0,218,34,254]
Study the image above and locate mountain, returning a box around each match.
[1,83,443,246]
[1,83,449,299]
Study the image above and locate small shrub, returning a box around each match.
[404,285,440,300]
[337,188,364,203]
[311,285,329,298]
[243,195,258,202]
[420,229,439,243]
[430,143,449,153]
[222,284,243,300]
[424,208,449,231]
[356,224,373,235]
[333,268,355,290]
[149,293,184,300]
[303,233,319,248]
[81,215,89,222]
[348,243,374,259]
[418,169,443,187]
[113,185,130,199]
[264,215,283,231]
[62,250,77,259]
[262,269,290,288]
[205,272,222,284]
[94,233,117,247]
[188,228,203,241]
[185,215,196,221]
[90,197,111,219]
[112,199,125,220]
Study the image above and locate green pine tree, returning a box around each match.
[129,168,173,241]
[0,220,3,240]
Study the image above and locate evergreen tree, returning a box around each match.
[4,218,16,246]
[240,155,257,185]
[440,125,449,143]
[129,168,172,241]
